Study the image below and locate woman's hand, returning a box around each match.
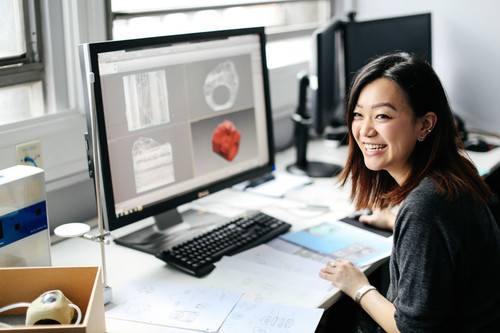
[359,207,396,231]
[318,259,370,300]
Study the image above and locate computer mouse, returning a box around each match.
[464,137,492,152]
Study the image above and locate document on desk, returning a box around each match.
[216,254,332,293]
[105,280,242,332]
[280,220,393,267]
[225,244,333,291]
[219,299,324,333]
[237,172,312,197]
[204,244,336,308]
[204,264,328,307]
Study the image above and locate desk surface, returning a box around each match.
[50,138,500,332]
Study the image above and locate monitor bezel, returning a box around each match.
[79,27,275,232]
[310,17,344,135]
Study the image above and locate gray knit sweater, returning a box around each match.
[387,178,500,332]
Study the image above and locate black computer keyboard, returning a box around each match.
[155,211,291,277]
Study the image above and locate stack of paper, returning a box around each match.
[106,280,242,332]
[106,275,324,333]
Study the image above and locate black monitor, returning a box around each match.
[79,27,275,254]
[285,17,344,178]
[343,13,432,95]
[309,13,432,136]
[309,17,344,136]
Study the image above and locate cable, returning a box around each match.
[0,302,31,314]
[69,303,82,325]
[24,157,38,167]
[0,302,31,328]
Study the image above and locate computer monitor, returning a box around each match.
[309,13,432,136]
[79,27,275,254]
[309,17,344,136]
[284,17,344,178]
[343,13,432,94]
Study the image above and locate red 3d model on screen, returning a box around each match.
[212,120,241,161]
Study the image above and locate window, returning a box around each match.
[0,0,45,126]
[108,0,333,41]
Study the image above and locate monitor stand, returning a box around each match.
[286,73,342,178]
[114,208,228,255]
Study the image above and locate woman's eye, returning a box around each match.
[353,112,362,118]
[376,114,391,119]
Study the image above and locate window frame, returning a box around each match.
[0,0,107,185]
[105,0,335,41]
[0,0,44,89]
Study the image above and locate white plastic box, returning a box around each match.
[0,165,51,267]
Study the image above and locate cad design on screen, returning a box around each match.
[79,28,274,244]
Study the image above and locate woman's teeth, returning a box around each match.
[365,144,386,151]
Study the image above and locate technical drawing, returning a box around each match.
[218,299,323,333]
[331,243,377,262]
[106,280,242,332]
[122,296,151,315]
[123,70,170,131]
[132,137,175,193]
[204,60,239,111]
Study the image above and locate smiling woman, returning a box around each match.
[319,52,500,332]
[351,77,436,185]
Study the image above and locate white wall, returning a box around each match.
[342,0,500,135]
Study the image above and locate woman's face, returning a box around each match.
[352,78,424,184]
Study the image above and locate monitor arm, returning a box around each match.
[286,72,342,177]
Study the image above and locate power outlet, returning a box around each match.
[16,140,43,168]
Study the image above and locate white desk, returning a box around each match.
[50,138,500,332]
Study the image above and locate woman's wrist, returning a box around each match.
[354,285,377,304]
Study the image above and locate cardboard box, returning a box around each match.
[0,266,105,332]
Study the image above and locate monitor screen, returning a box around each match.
[343,13,432,92]
[79,28,274,252]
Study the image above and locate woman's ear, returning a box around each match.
[417,112,437,141]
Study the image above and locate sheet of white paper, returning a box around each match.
[238,172,312,197]
[285,182,354,211]
[200,265,328,307]
[216,256,333,293]
[224,244,334,291]
[219,300,324,333]
[106,280,242,332]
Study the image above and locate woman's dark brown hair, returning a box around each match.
[338,52,492,210]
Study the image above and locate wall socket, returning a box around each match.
[16,140,43,168]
